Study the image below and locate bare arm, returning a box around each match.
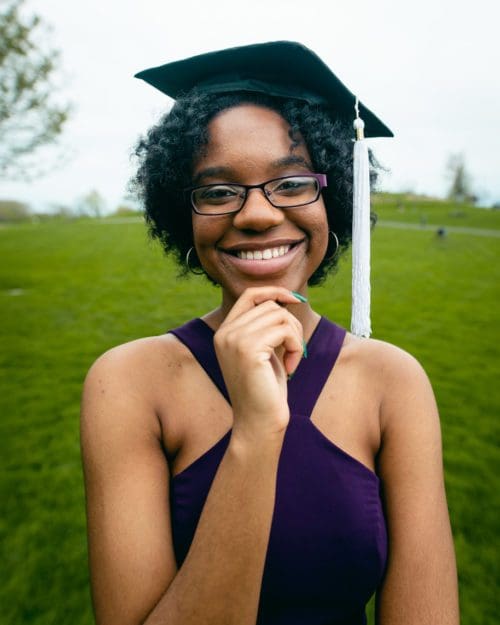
[81,287,304,625]
[374,345,459,624]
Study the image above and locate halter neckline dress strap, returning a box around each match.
[170,315,346,416]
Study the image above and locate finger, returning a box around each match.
[220,299,297,334]
[283,346,303,376]
[226,307,303,351]
[217,304,303,358]
[232,320,302,374]
[273,326,303,375]
[224,286,307,324]
[261,325,303,375]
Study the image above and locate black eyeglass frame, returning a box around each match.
[185,173,328,216]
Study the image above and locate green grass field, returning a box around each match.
[1,201,499,624]
[373,192,500,230]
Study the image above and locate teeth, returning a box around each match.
[237,245,290,260]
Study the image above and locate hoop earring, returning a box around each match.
[325,231,340,261]
[185,247,205,275]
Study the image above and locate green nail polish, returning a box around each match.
[302,339,308,359]
[291,291,308,303]
[287,372,295,381]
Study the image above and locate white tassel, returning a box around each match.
[351,106,371,338]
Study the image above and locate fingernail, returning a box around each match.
[302,339,308,359]
[287,372,295,381]
[291,291,308,303]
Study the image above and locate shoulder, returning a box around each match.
[81,329,203,471]
[344,335,442,477]
[340,333,446,512]
[84,331,194,395]
[339,332,436,431]
[81,330,197,436]
[341,330,425,376]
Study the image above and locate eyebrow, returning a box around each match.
[192,155,313,186]
[271,155,313,170]
[192,166,232,186]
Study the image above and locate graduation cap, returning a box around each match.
[136,41,394,337]
[135,41,392,140]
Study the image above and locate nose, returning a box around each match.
[232,187,285,231]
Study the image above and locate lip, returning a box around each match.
[220,238,304,253]
[219,240,306,276]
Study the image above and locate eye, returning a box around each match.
[270,177,316,196]
[196,185,243,204]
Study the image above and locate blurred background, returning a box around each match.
[1,1,499,623]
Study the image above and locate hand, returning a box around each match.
[214,287,305,438]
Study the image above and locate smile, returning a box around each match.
[236,245,290,260]
[219,240,305,277]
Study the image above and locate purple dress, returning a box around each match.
[169,317,387,625]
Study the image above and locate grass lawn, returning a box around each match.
[1,206,499,624]
[373,192,500,230]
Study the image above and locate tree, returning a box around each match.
[78,189,106,218]
[446,153,476,204]
[0,0,70,179]
[0,198,30,221]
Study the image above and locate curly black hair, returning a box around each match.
[132,90,380,286]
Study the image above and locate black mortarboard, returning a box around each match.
[135,40,393,139]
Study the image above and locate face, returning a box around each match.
[191,104,329,306]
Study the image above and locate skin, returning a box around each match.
[81,105,459,625]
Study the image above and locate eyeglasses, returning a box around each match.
[186,173,327,216]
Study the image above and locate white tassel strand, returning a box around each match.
[351,108,372,338]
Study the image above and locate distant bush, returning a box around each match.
[113,204,142,217]
[0,199,31,222]
[49,204,75,219]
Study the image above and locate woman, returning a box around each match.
[81,42,459,625]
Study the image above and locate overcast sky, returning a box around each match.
[2,0,499,212]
